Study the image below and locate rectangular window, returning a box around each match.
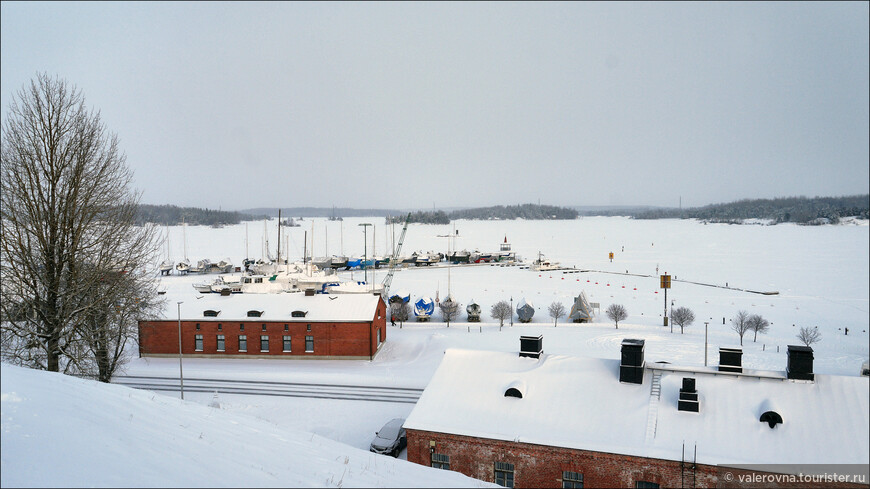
[284,324,289,331]
[216,334,225,351]
[283,335,291,352]
[238,335,247,352]
[217,323,222,331]
[196,323,201,331]
[306,323,311,332]
[562,471,583,489]
[262,324,267,332]
[431,453,450,470]
[240,323,244,331]
[377,329,381,344]
[194,334,203,351]
[305,335,314,352]
[260,335,269,352]
[494,462,514,488]
[635,483,659,489]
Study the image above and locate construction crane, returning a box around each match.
[382,213,410,299]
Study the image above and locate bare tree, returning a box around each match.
[548,301,566,327]
[491,300,511,330]
[669,307,695,334]
[390,301,410,328]
[748,314,770,342]
[606,304,627,329]
[1,73,160,381]
[439,297,460,327]
[731,310,751,346]
[797,326,822,347]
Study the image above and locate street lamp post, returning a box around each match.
[177,301,184,400]
[704,321,709,366]
[358,223,371,283]
[510,296,513,327]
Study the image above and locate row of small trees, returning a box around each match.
[391,297,825,349]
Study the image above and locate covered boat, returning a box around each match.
[568,290,594,323]
[175,258,190,274]
[516,298,535,323]
[388,290,411,305]
[466,300,481,322]
[414,296,435,321]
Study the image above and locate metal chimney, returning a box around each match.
[519,335,543,359]
[719,347,743,373]
[619,339,645,384]
[786,345,814,381]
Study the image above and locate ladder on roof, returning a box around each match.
[644,370,663,443]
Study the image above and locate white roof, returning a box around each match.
[404,348,869,467]
[170,293,382,322]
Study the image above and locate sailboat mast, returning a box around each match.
[277,209,281,265]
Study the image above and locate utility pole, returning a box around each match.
[177,301,184,400]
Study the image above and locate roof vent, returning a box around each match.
[203,310,220,317]
[786,345,814,381]
[619,339,645,384]
[291,310,308,318]
[760,411,783,429]
[247,310,263,318]
[504,380,526,399]
[678,377,699,413]
[719,347,743,373]
[519,335,542,358]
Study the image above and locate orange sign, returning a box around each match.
[609,252,614,259]
[660,274,671,289]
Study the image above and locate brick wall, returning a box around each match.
[407,429,863,488]
[139,299,387,360]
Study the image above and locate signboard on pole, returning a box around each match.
[660,274,671,289]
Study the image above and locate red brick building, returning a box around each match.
[403,340,869,488]
[139,293,387,360]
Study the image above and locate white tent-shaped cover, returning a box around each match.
[568,290,593,322]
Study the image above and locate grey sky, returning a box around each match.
[2,2,867,210]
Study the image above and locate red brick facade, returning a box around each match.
[407,429,864,488]
[138,299,387,360]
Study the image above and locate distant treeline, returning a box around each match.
[240,207,402,218]
[633,195,869,224]
[389,204,579,224]
[136,204,269,226]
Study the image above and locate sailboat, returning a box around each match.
[158,226,174,275]
[174,220,190,274]
[517,298,535,323]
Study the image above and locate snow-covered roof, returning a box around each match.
[404,348,869,467]
[171,293,382,322]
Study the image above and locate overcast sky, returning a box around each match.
[2,2,867,211]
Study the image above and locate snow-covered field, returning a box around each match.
[3,216,867,487]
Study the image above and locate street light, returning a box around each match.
[704,321,709,366]
[177,301,184,400]
[358,223,371,283]
[510,296,513,327]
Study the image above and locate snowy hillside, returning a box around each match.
[0,363,495,488]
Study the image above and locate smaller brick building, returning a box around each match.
[139,292,387,360]
[403,341,869,488]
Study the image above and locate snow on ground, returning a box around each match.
[0,363,496,488]
[3,216,867,486]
